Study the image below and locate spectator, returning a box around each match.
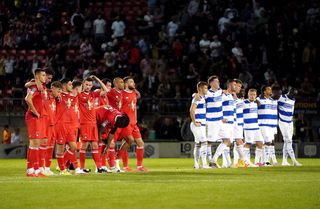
[70,9,84,32]
[167,16,179,43]
[2,125,11,144]
[111,16,125,39]
[187,0,200,17]
[239,69,253,88]
[4,54,15,82]
[80,38,93,58]
[264,68,277,85]
[93,14,106,44]
[210,35,222,61]
[11,128,22,144]
[199,33,210,54]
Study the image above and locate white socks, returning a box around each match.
[200,143,208,167]
[255,148,263,164]
[222,147,231,167]
[207,144,212,161]
[194,144,200,168]
[285,141,297,163]
[213,143,227,163]
[282,143,289,163]
[270,145,278,164]
[243,147,251,164]
[264,145,271,163]
[233,144,239,165]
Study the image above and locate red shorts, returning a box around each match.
[47,125,56,146]
[55,123,78,144]
[113,124,141,142]
[40,115,49,139]
[26,116,44,139]
[80,124,98,142]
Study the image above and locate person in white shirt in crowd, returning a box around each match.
[232,42,244,64]
[93,14,106,43]
[264,68,277,85]
[210,35,222,61]
[111,16,126,39]
[167,16,179,43]
[5,55,15,82]
[252,0,266,18]
[11,128,23,144]
[199,33,211,54]
[187,0,200,17]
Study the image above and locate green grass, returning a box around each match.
[0,158,319,209]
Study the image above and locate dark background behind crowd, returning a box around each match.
[0,0,319,142]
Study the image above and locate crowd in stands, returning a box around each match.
[0,0,319,140]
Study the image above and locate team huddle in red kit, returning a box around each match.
[25,68,146,177]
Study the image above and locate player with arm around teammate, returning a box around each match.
[278,88,302,166]
[243,89,262,167]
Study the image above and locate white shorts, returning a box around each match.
[233,124,243,140]
[244,129,263,144]
[206,121,224,142]
[190,122,207,143]
[260,126,275,143]
[219,123,234,140]
[279,121,293,142]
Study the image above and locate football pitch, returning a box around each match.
[0,158,319,209]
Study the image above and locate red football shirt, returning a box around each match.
[26,85,44,119]
[96,106,123,128]
[121,90,137,125]
[107,88,122,111]
[47,93,56,126]
[78,91,100,125]
[68,94,79,127]
[93,89,109,108]
[55,92,72,124]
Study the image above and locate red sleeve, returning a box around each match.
[92,91,101,98]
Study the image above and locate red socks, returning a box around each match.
[56,153,65,171]
[27,147,39,170]
[99,143,107,167]
[122,150,129,167]
[92,149,101,169]
[64,149,78,169]
[79,149,86,169]
[39,144,47,168]
[45,147,54,168]
[136,147,144,167]
[108,148,115,167]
